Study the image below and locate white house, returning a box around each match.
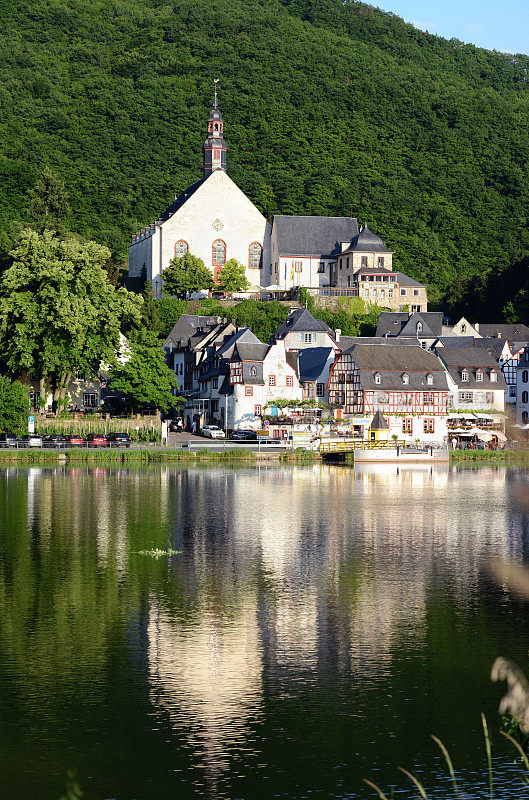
[271,308,339,351]
[435,347,506,412]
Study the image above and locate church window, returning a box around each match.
[361,256,368,267]
[378,257,384,267]
[174,240,189,258]
[249,242,263,269]
[212,239,226,266]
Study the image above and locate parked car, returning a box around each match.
[18,434,43,448]
[201,425,226,439]
[65,434,84,447]
[169,420,183,432]
[230,429,257,441]
[43,435,66,448]
[107,432,132,448]
[86,433,108,448]
[0,432,18,448]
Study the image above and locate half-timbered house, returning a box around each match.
[327,344,449,444]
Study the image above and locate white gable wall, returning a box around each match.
[153,171,271,289]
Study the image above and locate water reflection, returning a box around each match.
[0,463,528,799]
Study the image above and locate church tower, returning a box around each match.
[203,81,228,177]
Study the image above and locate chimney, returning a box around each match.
[335,328,341,342]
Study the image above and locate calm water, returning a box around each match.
[0,463,529,799]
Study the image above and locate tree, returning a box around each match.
[108,330,181,413]
[162,253,213,298]
[0,229,142,410]
[215,259,250,293]
[0,377,29,434]
[26,167,70,234]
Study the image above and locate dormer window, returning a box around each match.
[250,366,257,377]
[426,374,433,385]
[461,369,469,382]
[476,370,483,382]
[490,371,497,382]
[416,322,423,334]
[374,372,381,384]
[461,324,466,332]
[402,373,409,385]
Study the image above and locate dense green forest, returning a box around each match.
[2,0,529,319]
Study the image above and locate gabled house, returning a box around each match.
[434,347,506,412]
[271,308,339,351]
[375,311,444,348]
[225,339,302,430]
[434,336,516,403]
[163,316,235,393]
[327,344,449,444]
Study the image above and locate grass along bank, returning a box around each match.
[0,447,257,464]
[450,449,529,463]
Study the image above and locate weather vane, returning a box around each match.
[214,78,219,104]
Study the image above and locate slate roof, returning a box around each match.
[273,308,335,339]
[233,342,270,363]
[341,225,392,255]
[370,411,389,430]
[395,272,426,288]
[376,312,444,338]
[345,344,448,391]
[285,350,299,378]
[164,314,225,348]
[298,348,333,382]
[338,336,422,350]
[215,327,262,357]
[437,337,508,362]
[272,215,359,258]
[435,347,507,389]
[476,324,529,342]
[156,177,210,225]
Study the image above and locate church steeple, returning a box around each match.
[203,80,228,177]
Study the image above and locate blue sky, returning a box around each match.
[374,0,529,55]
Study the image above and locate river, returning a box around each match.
[0,463,528,799]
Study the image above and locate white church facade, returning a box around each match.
[128,91,271,292]
[128,91,427,311]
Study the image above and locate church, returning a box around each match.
[128,90,427,311]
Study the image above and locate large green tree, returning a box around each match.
[215,259,250,293]
[0,229,142,409]
[108,330,181,413]
[0,377,29,434]
[162,253,213,298]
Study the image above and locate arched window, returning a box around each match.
[523,391,528,404]
[249,242,263,270]
[374,372,381,385]
[402,373,409,385]
[212,239,226,266]
[174,239,188,258]
[523,370,529,384]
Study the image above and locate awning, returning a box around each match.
[494,431,507,441]
[448,412,476,419]
[474,429,494,442]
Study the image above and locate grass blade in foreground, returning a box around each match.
[431,734,459,798]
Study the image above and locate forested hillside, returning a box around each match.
[2,0,529,318]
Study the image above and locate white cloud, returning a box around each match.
[405,17,437,33]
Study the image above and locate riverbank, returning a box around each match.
[0,447,321,465]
